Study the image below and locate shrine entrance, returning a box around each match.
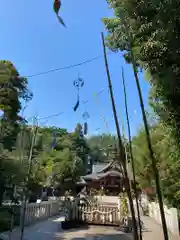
[78,204,119,226]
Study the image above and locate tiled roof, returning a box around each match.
[82,161,125,181]
[92,163,108,173]
[84,170,123,180]
[76,176,87,185]
[92,161,116,172]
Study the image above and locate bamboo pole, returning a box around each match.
[120,14,169,240]
[101,32,139,240]
[122,67,142,240]
[20,118,38,240]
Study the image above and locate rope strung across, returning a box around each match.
[81,209,117,215]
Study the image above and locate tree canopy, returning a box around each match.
[0,61,33,205]
[0,60,32,150]
[0,60,91,204]
[102,0,180,146]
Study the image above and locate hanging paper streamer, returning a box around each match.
[82,111,90,135]
[73,95,79,112]
[53,0,66,27]
[84,122,88,135]
[73,77,84,112]
[82,111,90,120]
[82,101,90,120]
[51,130,57,149]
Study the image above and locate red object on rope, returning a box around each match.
[53,0,61,14]
[53,0,66,27]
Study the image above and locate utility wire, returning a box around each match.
[37,112,64,121]
[25,52,111,79]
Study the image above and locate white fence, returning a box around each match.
[59,196,120,205]
[22,200,61,226]
[149,202,179,236]
[64,201,121,225]
[93,196,143,216]
[59,196,74,201]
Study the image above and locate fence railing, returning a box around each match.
[64,201,121,226]
[149,202,179,236]
[21,200,61,226]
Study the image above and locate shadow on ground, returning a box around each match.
[56,233,133,240]
[56,224,134,240]
[0,216,151,240]
[71,232,133,240]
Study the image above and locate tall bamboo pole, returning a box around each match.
[120,15,169,240]
[20,119,38,240]
[101,32,139,240]
[122,67,142,240]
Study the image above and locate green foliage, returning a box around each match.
[0,60,32,150]
[102,0,180,213]
[27,123,90,194]
[103,0,180,146]
[88,134,117,162]
[0,61,91,206]
[0,206,20,232]
[119,194,128,217]
[17,124,89,196]
[0,122,91,205]
[0,60,32,205]
[132,122,180,209]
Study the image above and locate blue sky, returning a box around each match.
[0,0,150,136]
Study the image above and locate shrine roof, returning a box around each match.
[80,161,125,182]
[83,170,123,180]
[76,176,87,185]
[92,163,109,174]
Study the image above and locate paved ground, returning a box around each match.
[142,216,180,240]
[0,217,133,240]
[1,216,180,240]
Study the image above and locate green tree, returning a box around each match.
[102,0,180,146]
[132,122,180,209]
[88,134,117,162]
[0,61,32,205]
[0,60,32,150]
[23,124,90,196]
[0,147,26,205]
